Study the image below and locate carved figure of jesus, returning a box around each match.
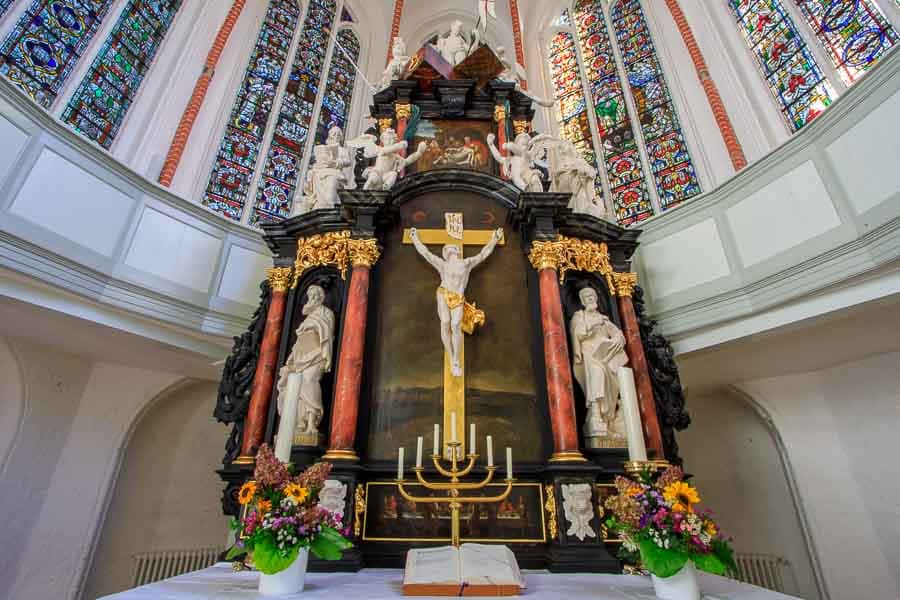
[409,227,503,376]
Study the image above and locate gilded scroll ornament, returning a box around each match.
[395,103,412,120]
[612,272,638,297]
[266,267,293,293]
[347,237,381,268]
[493,104,507,123]
[528,235,616,293]
[544,484,559,541]
[353,484,366,537]
[293,231,381,286]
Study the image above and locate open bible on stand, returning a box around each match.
[403,543,525,596]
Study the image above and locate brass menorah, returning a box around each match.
[395,440,514,547]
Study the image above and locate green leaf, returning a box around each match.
[309,533,346,561]
[252,536,300,575]
[712,539,738,576]
[692,552,727,575]
[638,539,688,578]
[224,544,247,561]
[319,526,353,550]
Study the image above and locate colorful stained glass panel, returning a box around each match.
[202,0,301,221]
[0,0,15,18]
[61,0,183,148]
[0,0,115,107]
[794,0,898,85]
[315,28,358,144]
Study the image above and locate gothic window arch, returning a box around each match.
[545,0,701,225]
[203,0,363,226]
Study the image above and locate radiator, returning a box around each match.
[734,553,791,593]
[132,547,221,587]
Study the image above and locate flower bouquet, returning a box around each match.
[225,444,351,595]
[604,466,736,600]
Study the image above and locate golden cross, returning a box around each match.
[403,213,505,458]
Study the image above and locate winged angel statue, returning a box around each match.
[346,128,427,191]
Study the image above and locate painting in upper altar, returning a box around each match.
[406,119,494,175]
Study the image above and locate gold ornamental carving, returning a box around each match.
[377,117,393,132]
[395,103,412,120]
[266,267,293,293]
[528,235,616,293]
[493,104,507,123]
[292,231,380,286]
[612,272,638,297]
[544,484,558,541]
[512,120,529,135]
[353,484,366,537]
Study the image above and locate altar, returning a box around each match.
[100,564,801,600]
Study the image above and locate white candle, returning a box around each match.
[486,435,494,466]
[469,423,476,455]
[398,447,405,480]
[506,447,513,480]
[617,367,648,461]
[451,412,457,442]
[433,424,440,456]
[416,436,423,468]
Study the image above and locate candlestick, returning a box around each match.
[487,435,493,466]
[506,447,513,479]
[617,367,648,461]
[433,424,440,456]
[416,436,423,468]
[398,447,405,480]
[451,412,457,442]
[469,423,476,455]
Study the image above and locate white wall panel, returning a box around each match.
[826,89,900,215]
[0,114,29,184]
[217,244,271,305]
[9,149,135,257]
[125,208,222,292]
[638,218,731,298]
[726,161,839,267]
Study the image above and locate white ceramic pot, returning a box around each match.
[258,548,309,596]
[651,560,701,600]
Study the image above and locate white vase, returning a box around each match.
[651,560,701,600]
[258,548,309,596]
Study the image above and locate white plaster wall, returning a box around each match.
[0,337,24,473]
[678,390,818,599]
[83,381,229,599]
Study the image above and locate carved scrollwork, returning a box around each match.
[354,484,366,538]
[266,267,293,292]
[544,484,558,541]
[293,232,381,285]
[528,235,617,293]
[493,104,507,123]
[395,103,412,120]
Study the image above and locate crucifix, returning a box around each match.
[404,213,504,458]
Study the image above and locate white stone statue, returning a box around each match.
[347,128,427,191]
[408,227,503,377]
[570,287,628,444]
[435,20,472,66]
[378,37,410,91]
[274,285,335,460]
[319,479,348,517]
[495,45,555,108]
[547,138,614,220]
[561,483,596,541]
[298,126,352,214]
[486,132,551,192]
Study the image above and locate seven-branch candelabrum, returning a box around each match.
[395,414,514,547]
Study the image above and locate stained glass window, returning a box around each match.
[0,0,116,107]
[727,0,835,131]
[61,0,183,148]
[611,0,701,211]
[575,0,652,225]
[315,28,358,144]
[201,0,301,221]
[794,0,898,85]
[0,0,16,19]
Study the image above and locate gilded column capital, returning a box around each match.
[266,267,293,293]
[612,272,638,297]
[512,119,529,135]
[528,239,565,272]
[528,235,616,293]
[347,237,381,268]
[395,103,412,120]
[377,117,393,132]
[493,104,507,123]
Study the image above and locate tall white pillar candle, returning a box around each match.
[398,447,405,480]
[486,435,494,466]
[274,372,302,462]
[506,447,513,479]
[416,436,423,468]
[469,423,476,455]
[433,424,440,456]
[617,367,648,461]
[451,412,457,442]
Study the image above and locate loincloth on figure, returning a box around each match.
[437,287,486,335]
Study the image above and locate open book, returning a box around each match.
[403,544,524,597]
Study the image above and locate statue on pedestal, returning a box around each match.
[378,37,410,91]
[348,128,427,191]
[486,132,549,192]
[547,139,615,221]
[569,287,628,447]
[274,285,335,459]
[408,227,503,377]
[298,126,352,214]
[435,20,472,67]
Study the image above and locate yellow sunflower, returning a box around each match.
[257,499,272,514]
[663,481,700,513]
[284,483,309,504]
[238,481,257,505]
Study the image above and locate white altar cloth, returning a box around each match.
[99,563,800,600]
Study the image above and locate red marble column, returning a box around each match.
[537,268,586,462]
[235,267,292,463]
[614,274,665,458]
[386,0,405,66]
[508,0,528,90]
[494,105,508,160]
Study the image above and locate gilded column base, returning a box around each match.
[548,451,588,463]
[232,455,255,465]
[322,449,360,462]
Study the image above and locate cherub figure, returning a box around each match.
[486,132,551,192]
[348,128,427,191]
